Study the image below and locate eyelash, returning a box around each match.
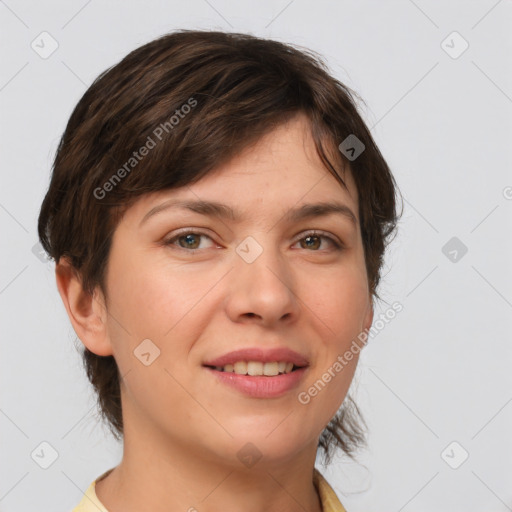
[163,229,343,252]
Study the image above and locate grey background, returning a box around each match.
[1,1,511,511]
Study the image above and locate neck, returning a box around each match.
[95,412,323,512]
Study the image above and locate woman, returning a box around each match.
[38,29,400,512]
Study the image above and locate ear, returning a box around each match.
[55,257,113,356]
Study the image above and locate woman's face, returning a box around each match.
[99,113,373,466]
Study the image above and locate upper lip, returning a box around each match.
[203,347,310,368]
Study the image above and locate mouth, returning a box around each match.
[203,361,305,376]
[202,360,309,399]
[202,347,310,397]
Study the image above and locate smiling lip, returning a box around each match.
[202,347,309,399]
[202,347,309,367]
[205,366,308,398]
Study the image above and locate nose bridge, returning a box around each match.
[236,233,290,287]
[227,232,298,323]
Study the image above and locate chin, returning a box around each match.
[227,426,313,465]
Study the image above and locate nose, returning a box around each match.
[224,238,300,327]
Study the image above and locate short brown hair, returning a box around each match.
[38,29,401,464]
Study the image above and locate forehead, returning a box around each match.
[124,113,358,224]
[208,114,355,189]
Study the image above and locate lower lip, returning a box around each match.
[204,367,308,398]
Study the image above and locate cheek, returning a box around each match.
[299,266,368,411]
[107,253,209,340]
[306,268,370,343]
[105,257,224,387]
[105,262,208,415]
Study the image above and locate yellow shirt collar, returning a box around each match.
[72,467,347,512]
[313,468,347,512]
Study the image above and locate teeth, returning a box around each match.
[214,361,297,376]
[247,361,263,376]
[263,362,279,376]
[233,361,247,374]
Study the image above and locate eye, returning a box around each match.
[163,229,343,252]
[294,231,342,251]
[163,230,216,251]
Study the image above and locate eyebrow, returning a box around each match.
[139,199,358,227]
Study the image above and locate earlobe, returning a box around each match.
[55,258,114,357]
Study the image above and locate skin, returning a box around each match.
[56,113,373,512]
